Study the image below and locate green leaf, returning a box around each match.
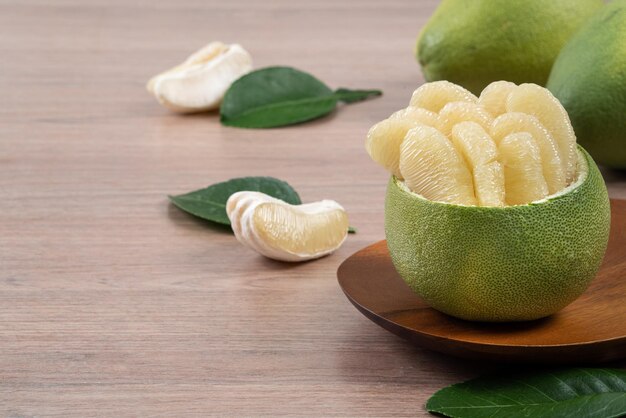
[334,88,382,104]
[169,176,301,225]
[220,66,381,128]
[426,368,626,418]
[348,226,357,234]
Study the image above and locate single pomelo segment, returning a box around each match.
[409,81,477,113]
[499,132,549,205]
[477,81,517,116]
[390,107,440,127]
[366,108,440,178]
[438,102,494,136]
[473,163,505,207]
[385,146,610,321]
[253,203,347,256]
[506,83,577,183]
[450,122,505,206]
[227,192,348,262]
[366,118,419,178]
[491,112,565,194]
[400,125,477,205]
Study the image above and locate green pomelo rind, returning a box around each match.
[547,0,626,169]
[416,0,603,95]
[385,146,610,322]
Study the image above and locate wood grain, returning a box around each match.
[0,0,625,416]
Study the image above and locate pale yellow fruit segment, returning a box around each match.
[366,119,419,178]
[400,125,477,205]
[227,192,348,262]
[450,122,505,207]
[253,203,348,257]
[409,81,477,113]
[439,102,494,136]
[146,42,252,112]
[506,83,577,183]
[477,81,517,116]
[366,108,440,178]
[491,112,565,194]
[366,81,579,208]
[474,163,506,207]
[389,107,440,126]
[499,132,549,205]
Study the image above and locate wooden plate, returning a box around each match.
[338,199,626,364]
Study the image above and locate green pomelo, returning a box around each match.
[547,0,626,169]
[416,0,603,95]
[385,146,610,322]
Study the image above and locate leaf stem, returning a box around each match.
[334,88,383,104]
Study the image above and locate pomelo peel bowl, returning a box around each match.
[367,81,610,322]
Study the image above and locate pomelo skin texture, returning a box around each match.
[547,0,626,169]
[385,147,610,322]
[416,0,603,95]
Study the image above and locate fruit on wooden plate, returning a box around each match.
[415,0,603,94]
[226,192,348,262]
[547,0,626,168]
[147,41,252,112]
[366,80,610,321]
[385,149,609,321]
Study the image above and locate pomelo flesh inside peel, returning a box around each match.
[372,81,610,322]
[366,81,579,206]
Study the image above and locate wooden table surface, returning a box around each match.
[2,1,625,416]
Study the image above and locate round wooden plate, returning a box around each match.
[338,199,626,364]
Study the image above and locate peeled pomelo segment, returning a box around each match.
[451,122,499,165]
[499,132,549,205]
[473,162,506,207]
[409,81,477,113]
[491,112,565,194]
[450,122,505,207]
[439,102,494,136]
[477,81,517,116]
[389,107,440,127]
[367,108,440,178]
[252,201,348,257]
[506,83,577,183]
[366,118,421,178]
[227,191,348,262]
[400,125,477,205]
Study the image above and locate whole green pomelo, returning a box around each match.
[385,147,610,322]
[416,0,603,95]
[547,1,626,169]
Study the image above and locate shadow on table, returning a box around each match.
[332,315,626,390]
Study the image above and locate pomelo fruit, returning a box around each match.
[416,0,603,95]
[547,0,626,169]
[385,146,610,321]
[365,80,611,321]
